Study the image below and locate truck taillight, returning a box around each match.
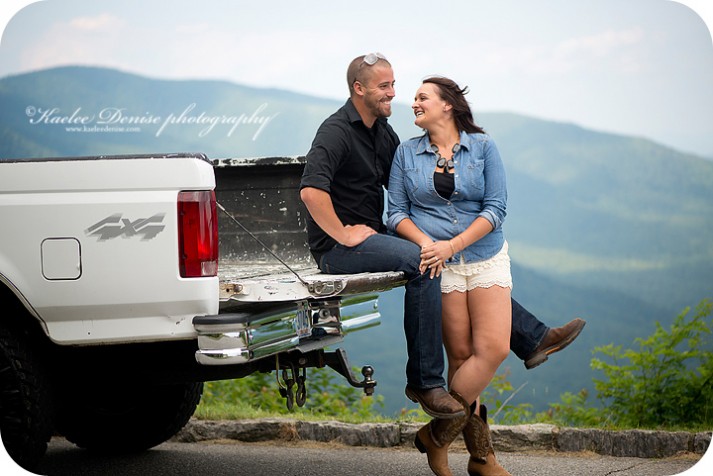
[178,190,218,278]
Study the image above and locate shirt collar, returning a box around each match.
[344,98,388,129]
[344,98,362,124]
[417,130,474,155]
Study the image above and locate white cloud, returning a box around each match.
[557,28,644,58]
[477,28,647,76]
[69,13,123,31]
[17,15,125,72]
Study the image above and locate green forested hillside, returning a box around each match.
[2,66,711,415]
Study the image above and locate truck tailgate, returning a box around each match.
[219,263,406,303]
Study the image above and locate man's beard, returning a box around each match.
[367,95,392,118]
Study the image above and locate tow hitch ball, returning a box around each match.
[275,349,377,410]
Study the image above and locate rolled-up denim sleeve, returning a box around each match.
[478,138,507,230]
[386,145,411,232]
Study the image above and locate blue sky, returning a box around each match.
[1,1,712,159]
[2,0,713,159]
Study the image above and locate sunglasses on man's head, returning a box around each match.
[351,52,388,86]
[362,52,386,65]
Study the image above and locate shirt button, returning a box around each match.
[453,219,458,224]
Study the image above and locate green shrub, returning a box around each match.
[590,298,713,429]
[535,389,604,427]
[481,370,534,424]
[526,299,712,430]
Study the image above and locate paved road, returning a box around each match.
[13,437,704,476]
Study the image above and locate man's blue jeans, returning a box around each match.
[511,298,548,360]
[319,233,445,390]
[319,233,550,388]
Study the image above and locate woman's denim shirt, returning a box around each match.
[387,131,507,263]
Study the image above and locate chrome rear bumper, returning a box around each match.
[193,293,381,366]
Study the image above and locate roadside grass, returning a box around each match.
[193,398,424,424]
[193,397,713,433]
[193,370,430,425]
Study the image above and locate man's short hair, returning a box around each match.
[347,53,390,95]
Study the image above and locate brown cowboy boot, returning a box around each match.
[462,404,511,476]
[524,318,586,369]
[414,391,470,476]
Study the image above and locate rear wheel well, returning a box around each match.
[0,280,48,341]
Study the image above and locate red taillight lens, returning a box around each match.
[178,190,218,278]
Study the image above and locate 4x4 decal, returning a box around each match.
[86,213,166,241]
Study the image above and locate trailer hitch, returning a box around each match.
[272,348,377,410]
[324,348,377,396]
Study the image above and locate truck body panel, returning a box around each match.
[0,155,219,345]
[0,153,405,470]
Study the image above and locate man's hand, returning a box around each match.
[341,224,377,247]
[300,187,377,248]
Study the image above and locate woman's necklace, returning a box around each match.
[431,143,461,171]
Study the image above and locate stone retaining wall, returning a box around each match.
[173,419,711,458]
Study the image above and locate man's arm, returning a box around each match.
[300,187,376,247]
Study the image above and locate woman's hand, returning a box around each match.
[420,241,453,278]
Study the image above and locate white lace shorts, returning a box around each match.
[441,241,513,294]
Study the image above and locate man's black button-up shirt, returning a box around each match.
[300,99,400,262]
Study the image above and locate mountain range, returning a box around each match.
[2,66,712,416]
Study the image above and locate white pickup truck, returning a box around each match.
[0,153,404,471]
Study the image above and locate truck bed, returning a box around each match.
[214,156,406,306]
